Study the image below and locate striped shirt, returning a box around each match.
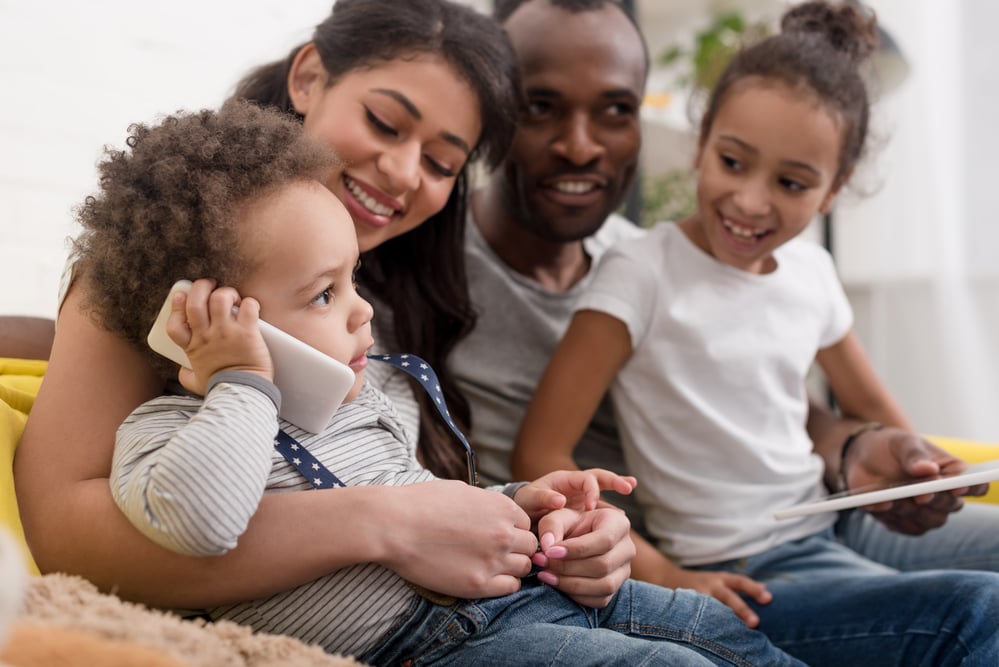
[112,379,444,656]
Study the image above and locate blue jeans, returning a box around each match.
[836,502,999,572]
[695,529,999,666]
[359,578,804,666]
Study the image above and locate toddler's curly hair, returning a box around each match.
[72,100,340,376]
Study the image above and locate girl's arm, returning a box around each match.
[509,311,637,606]
[15,285,539,608]
[812,331,978,531]
[815,330,912,429]
[513,311,771,625]
[511,309,632,482]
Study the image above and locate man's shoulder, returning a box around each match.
[585,214,645,259]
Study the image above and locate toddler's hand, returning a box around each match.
[514,468,637,521]
[170,279,273,395]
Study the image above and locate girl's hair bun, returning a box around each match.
[781,0,879,64]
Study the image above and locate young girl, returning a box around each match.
[514,1,999,664]
[80,100,805,667]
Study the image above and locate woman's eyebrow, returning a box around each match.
[373,88,422,119]
[372,88,471,154]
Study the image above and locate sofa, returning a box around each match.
[1,318,998,666]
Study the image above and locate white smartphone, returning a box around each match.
[773,459,999,520]
[147,280,356,433]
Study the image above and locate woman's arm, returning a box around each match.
[15,285,539,608]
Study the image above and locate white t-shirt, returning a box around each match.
[577,222,852,565]
[453,214,644,489]
[366,214,648,525]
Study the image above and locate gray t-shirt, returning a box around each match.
[454,213,647,522]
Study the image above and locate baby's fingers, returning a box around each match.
[166,291,192,349]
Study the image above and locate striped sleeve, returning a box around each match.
[110,379,279,556]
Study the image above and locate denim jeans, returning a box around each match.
[836,501,999,572]
[695,529,999,666]
[360,578,805,666]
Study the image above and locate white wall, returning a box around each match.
[5,1,998,441]
[832,0,999,441]
[638,0,999,441]
[0,0,335,318]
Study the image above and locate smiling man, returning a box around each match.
[456,0,647,494]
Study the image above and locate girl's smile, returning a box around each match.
[684,79,844,275]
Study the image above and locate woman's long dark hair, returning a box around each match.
[232,0,520,479]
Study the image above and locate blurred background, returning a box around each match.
[1,0,996,441]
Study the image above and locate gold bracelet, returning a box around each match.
[838,421,884,492]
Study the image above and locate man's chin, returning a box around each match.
[529,213,608,244]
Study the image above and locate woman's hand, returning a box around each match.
[532,505,636,608]
[510,469,637,608]
[376,480,539,599]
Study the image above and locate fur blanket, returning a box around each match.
[0,531,361,667]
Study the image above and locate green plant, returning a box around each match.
[643,10,771,227]
[640,168,698,228]
[658,11,769,92]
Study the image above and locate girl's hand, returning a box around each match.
[844,427,983,534]
[168,279,273,395]
[377,480,538,599]
[532,505,635,608]
[513,468,637,521]
[663,568,771,628]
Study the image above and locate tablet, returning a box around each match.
[147,280,356,433]
[773,459,999,520]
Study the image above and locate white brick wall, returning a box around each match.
[0,0,336,317]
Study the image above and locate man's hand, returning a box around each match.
[665,568,771,628]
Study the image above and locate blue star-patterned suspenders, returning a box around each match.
[273,353,478,488]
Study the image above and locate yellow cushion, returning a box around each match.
[926,434,999,505]
[0,357,46,575]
